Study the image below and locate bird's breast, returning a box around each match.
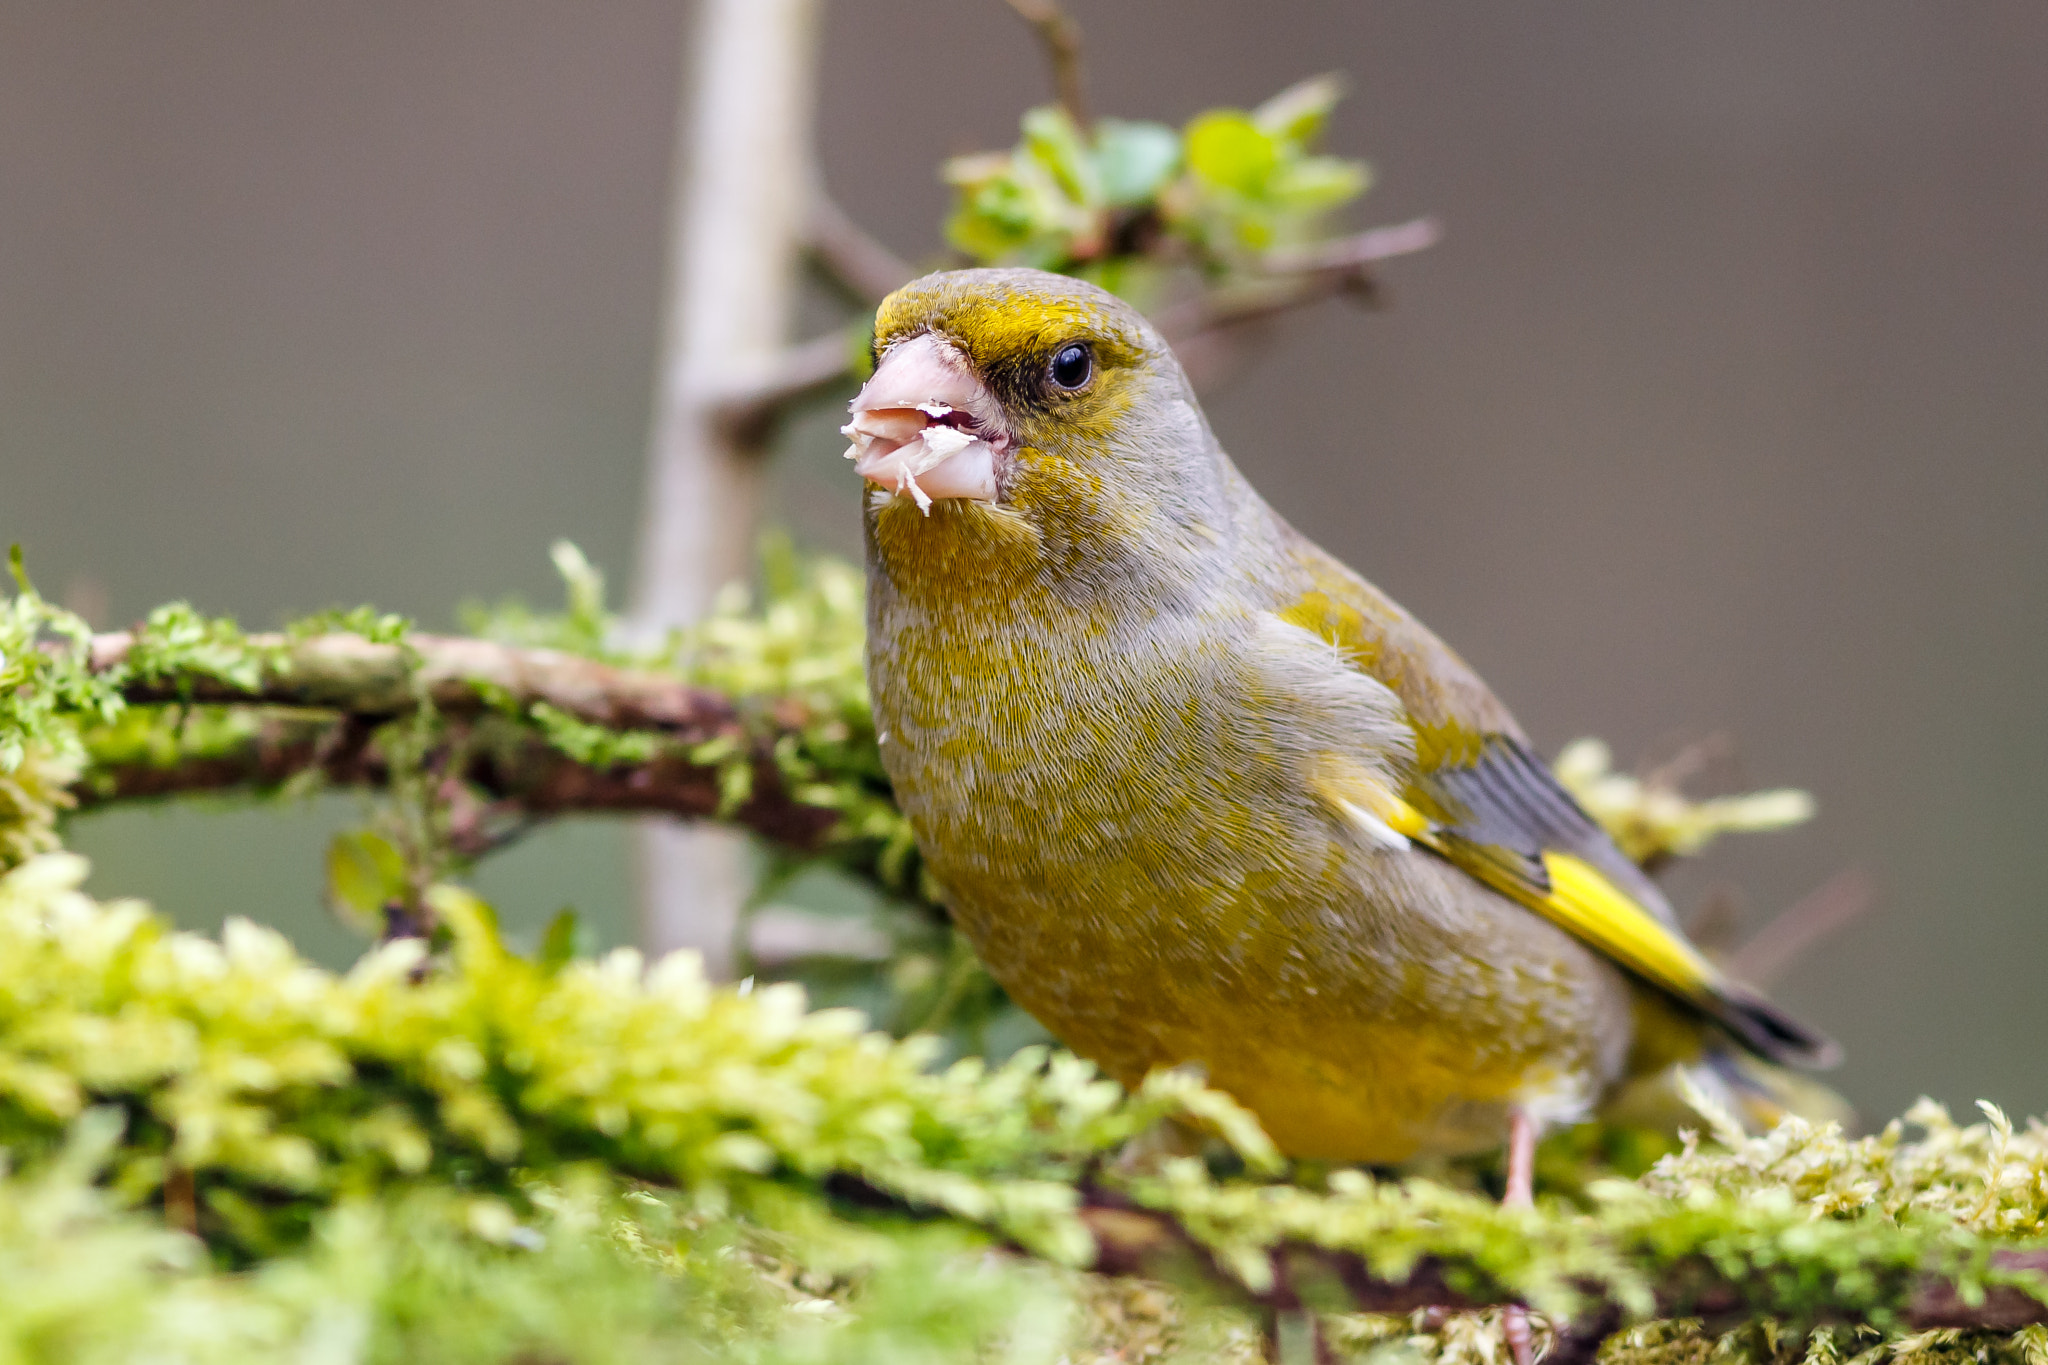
[862,534,1635,1163]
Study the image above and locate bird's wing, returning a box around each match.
[1276,536,1836,1068]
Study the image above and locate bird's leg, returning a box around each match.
[1503,1107,1537,1365]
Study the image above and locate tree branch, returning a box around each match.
[630,0,823,968]
[696,190,916,442]
[69,630,865,860]
[706,329,859,442]
[1259,217,1445,278]
[1157,217,1444,345]
[1004,0,1089,131]
[89,631,732,733]
[75,707,841,854]
[807,189,918,305]
[1074,1193,2048,1364]
[1157,218,1443,390]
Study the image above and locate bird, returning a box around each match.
[846,265,1835,1201]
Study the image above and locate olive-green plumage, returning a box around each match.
[859,267,1831,1163]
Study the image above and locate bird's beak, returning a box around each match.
[843,333,1004,513]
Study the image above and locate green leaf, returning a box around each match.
[325,828,407,923]
[1252,72,1346,148]
[1019,105,1099,207]
[944,175,1038,262]
[1184,111,1278,196]
[1267,155,1370,213]
[1093,119,1180,207]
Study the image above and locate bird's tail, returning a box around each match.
[1702,979,1841,1070]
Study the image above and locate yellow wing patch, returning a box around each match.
[1416,829,1721,1007]
[1464,845,1833,1067]
[1528,851,1720,1003]
[1308,754,1723,1007]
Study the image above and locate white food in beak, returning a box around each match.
[843,334,1004,514]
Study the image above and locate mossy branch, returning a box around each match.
[89,628,734,733]
[73,630,851,850]
[75,704,840,852]
[1068,1193,2048,1363]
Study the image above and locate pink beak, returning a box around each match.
[843,334,1004,513]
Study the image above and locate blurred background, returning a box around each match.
[3,1,2044,1125]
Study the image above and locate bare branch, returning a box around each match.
[1727,868,1875,987]
[1260,216,1446,277]
[631,0,823,966]
[1004,0,1089,130]
[696,190,917,441]
[706,330,859,441]
[807,190,918,304]
[1156,216,1444,347]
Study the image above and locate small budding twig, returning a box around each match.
[1260,217,1447,278]
[1004,0,1090,131]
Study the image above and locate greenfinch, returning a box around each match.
[848,267,1834,1171]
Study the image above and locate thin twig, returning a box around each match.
[1727,868,1875,987]
[1004,0,1089,130]
[1641,731,1736,794]
[1157,216,1444,345]
[807,190,918,304]
[1260,216,1446,276]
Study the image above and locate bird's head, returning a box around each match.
[849,268,1235,592]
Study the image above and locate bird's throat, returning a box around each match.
[865,494,1047,611]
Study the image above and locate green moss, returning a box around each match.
[0,740,79,872]
[0,852,2039,1362]
[0,548,123,778]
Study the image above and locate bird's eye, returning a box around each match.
[1048,343,1093,391]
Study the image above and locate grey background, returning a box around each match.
[4,2,2044,1124]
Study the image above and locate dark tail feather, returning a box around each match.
[1709,981,1841,1069]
